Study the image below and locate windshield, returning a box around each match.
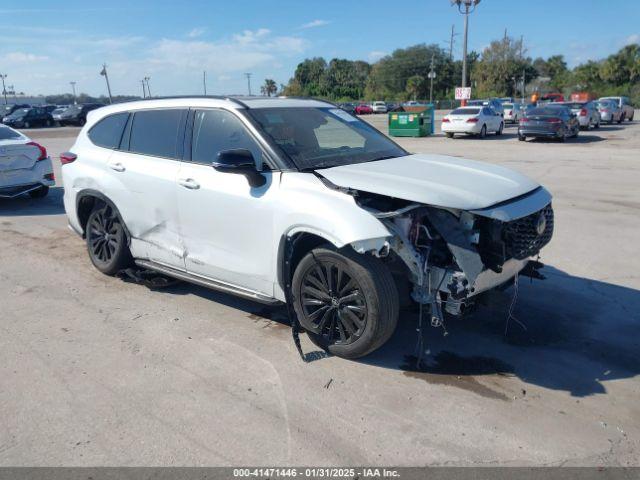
[247,107,407,171]
[9,108,30,118]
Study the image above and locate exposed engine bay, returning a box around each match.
[351,187,554,326]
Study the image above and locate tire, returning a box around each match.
[496,122,504,136]
[594,118,600,129]
[45,119,52,127]
[86,202,133,275]
[518,134,526,141]
[478,124,487,138]
[629,112,634,122]
[79,118,86,126]
[28,186,49,198]
[292,246,399,359]
[618,114,623,124]
[445,132,454,138]
[24,121,31,128]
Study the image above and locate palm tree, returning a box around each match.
[405,75,425,101]
[260,78,278,97]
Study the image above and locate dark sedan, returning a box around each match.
[518,105,579,142]
[57,103,104,126]
[2,106,53,128]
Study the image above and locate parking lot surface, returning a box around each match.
[1,115,639,466]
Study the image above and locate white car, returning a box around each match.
[503,102,522,123]
[0,124,54,199]
[441,106,504,138]
[371,101,388,114]
[62,97,553,359]
[598,96,635,122]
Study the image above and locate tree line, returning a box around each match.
[281,36,640,105]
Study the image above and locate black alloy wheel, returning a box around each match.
[86,203,132,275]
[299,259,368,346]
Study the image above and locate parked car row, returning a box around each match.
[1,103,104,128]
[338,101,401,115]
[443,95,634,142]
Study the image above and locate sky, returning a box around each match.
[1,0,638,98]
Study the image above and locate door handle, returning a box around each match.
[109,162,126,172]
[178,178,200,190]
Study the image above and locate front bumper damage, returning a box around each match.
[353,187,554,323]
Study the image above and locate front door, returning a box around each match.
[176,108,279,296]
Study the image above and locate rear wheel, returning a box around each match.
[594,117,600,129]
[518,134,526,141]
[24,121,31,128]
[445,132,454,138]
[28,186,49,198]
[79,118,86,126]
[618,114,624,124]
[86,202,132,275]
[629,112,634,122]
[496,122,504,136]
[292,246,399,359]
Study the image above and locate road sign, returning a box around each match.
[428,71,436,79]
[455,87,471,100]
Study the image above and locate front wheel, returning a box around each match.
[86,203,132,275]
[292,246,399,359]
[478,124,487,138]
[518,133,526,141]
[496,122,504,136]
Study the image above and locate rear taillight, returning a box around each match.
[602,109,610,113]
[60,151,77,165]
[44,173,55,181]
[520,118,529,124]
[579,109,587,116]
[466,118,478,123]
[26,141,47,161]
[442,118,450,123]
[547,117,562,124]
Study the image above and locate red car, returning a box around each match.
[355,103,373,115]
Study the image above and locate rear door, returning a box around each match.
[102,108,188,268]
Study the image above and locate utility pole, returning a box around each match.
[428,55,436,104]
[452,0,481,105]
[0,74,7,104]
[144,77,151,97]
[244,72,252,96]
[141,80,147,99]
[520,35,526,103]
[100,64,113,104]
[203,71,207,95]
[70,81,77,104]
[448,24,457,60]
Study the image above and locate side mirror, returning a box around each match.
[212,149,266,188]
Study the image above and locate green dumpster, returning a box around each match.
[388,105,435,137]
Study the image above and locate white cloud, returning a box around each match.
[299,19,330,29]
[0,52,49,63]
[624,33,639,45]
[187,27,207,38]
[368,50,388,62]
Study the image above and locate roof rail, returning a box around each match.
[119,95,248,107]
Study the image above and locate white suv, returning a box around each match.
[62,97,554,359]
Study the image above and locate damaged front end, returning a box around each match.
[352,187,554,324]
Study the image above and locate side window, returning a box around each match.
[88,112,129,149]
[192,109,263,167]
[129,109,184,159]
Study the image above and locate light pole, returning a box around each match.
[244,73,252,96]
[141,80,147,98]
[0,74,7,104]
[70,81,77,104]
[144,77,151,97]
[451,0,481,104]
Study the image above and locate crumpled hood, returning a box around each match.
[317,153,540,210]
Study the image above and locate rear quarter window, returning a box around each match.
[88,113,129,149]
